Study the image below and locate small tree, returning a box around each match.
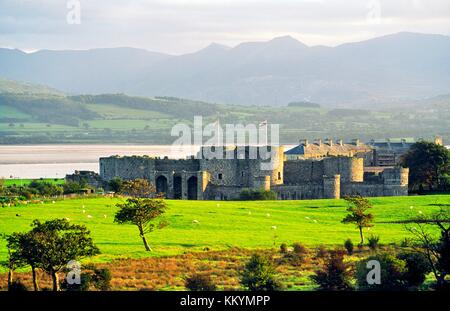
[108,177,123,193]
[114,198,167,251]
[240,254,282,291]
[367,235,380,251]
[406,208,450,290]
[344,239,354,255]
[121,179,157,198]
[5,232,41,291]
[342,196,374,245]
[28,219,100,291]
[311,249,353,291]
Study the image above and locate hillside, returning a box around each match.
[1,33,450,107]
[0,77,63,95]
[0,90,449,144]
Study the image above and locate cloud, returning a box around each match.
[0,0,449,54]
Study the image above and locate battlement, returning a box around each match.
[97,145,408,200]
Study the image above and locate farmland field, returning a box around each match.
[0,195,448,271]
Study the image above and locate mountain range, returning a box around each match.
[1,32,449,108]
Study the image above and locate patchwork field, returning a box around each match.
[0,195,448,269]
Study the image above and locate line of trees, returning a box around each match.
[2,178,168,290]
[3,219,99,291]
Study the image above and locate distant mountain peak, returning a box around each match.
[268,35,308,48]
[198,42,230,53]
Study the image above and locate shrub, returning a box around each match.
[310,249,353,291]
[344,239,354,255]
[367,235,380,251]
[279,243,288,254]
[240,254,282,291]
[356,253,407,291]
[292,242,307,255]
[108,177,123,193]
[185,274,216,291]
[63,181,83,194]
[239,189,276,201]
[397,252,431,288]
[61,265,112,291]
[316,245,328,259]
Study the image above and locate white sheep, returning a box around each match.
[192,220,199,224]
[87,215,93,219]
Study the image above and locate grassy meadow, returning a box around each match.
[0,195,448,271]
[2,178,65,187]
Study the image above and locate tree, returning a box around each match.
[310,249,353,291]
[108,177,123,193]
[400,141,450,192]
[406,208,450,290]
[120,178,157,198]
[342,196,374,245]
[0,178,4,194]
[28,219,99,291]
[114,198,167,251]
[5,232,41,291]
[240,254,282,291]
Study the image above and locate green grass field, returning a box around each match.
[0,195,448,272]
[2,178,65,187]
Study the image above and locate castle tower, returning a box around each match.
[253,175,271,191]
[323,174,340,199]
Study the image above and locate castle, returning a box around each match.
[91,145,409,200]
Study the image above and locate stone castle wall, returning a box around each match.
[96,147,408,201]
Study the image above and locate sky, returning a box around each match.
[0,0,449,55]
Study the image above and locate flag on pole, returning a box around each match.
[259,120,268,146]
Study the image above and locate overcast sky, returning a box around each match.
[1,0,449,54]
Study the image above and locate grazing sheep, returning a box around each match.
[15,214,21,217]
[103,214,107,218]
[82,210,86,214]
[52,201,56,204]
[87,215,93,219]
[271,226,277,230]
[192,220,199,224]
[266,213,271,217]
